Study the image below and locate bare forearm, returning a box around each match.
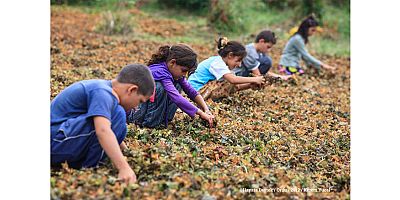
[194,95,209,112]
[236,83,252,91]
[96,130,130,170]
[225,74,258,84]
[120,141,127,151]
[252,69,261,76]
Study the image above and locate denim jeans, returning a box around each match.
[127,82,180,128]
[236,55,272,77]
[51,106,127,168]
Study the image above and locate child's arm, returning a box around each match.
[235,83,253,91]
[293,36,322,69]
[267,71,292,80]
[321,63,336,73]
[251,68,262,76]
[161,79,198,117]
[192,93,215,127]
[196,108,215,127]
[223,73,264,85]
[296,39,336,73]
[193,94,211,113]
[93,116,136,184]
[120,141,127,151]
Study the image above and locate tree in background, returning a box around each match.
[300,0,323,25]
[263,0,324,24]
[156,0,209,11]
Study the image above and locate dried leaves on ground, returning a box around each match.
[51,8,350,200]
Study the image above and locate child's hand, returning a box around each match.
[205,110,213,116]
[250,82,262,90]
[200,111,215,128]
[120,141,127,151]
[322,63,336,73]
[118,166,137,184]
[280,75,292,81]
[254,76,265,85]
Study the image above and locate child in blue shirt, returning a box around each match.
[51,64,155,184]
[188,37,264,100]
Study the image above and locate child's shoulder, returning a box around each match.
[291,34,304,42]
[210,56,226,67]
[149,63,173,80]
[81,79,110,87]
[245,43,258,57]
[80,79,113,94]
[198,56,221,68]
[204,55,219,62]
[246,42,255,49]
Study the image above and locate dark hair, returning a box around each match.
[117,63,155,96]
[295,15,319,44]
[255,30,277,44]
[216,37,247,59]
[147,44,198,71]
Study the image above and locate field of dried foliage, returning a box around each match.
[51,8,350,200]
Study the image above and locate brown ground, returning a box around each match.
[51,8,350,200]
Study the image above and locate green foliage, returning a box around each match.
[262,0,325,24]
[51,8,350,199]
[328,0,350,8]
[66,0,349,56]
[51,0,137,11]
[156,0,209,11]
[96,11,134,35]
[207,0,245,33]
[311,4,350,56]
[311,37,350,57]
[300,0,324,24]
[262,0,298,10]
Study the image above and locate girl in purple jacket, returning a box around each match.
[127,44,214,128]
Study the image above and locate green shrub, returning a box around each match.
[262,0,324,24]
[207,0,245,33]
[300,0,324,24]
[96,11,133,35]
[262,0,298,10]
[51,0,137,10]
[156,0,209,11]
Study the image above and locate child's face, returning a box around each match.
[168,60,190,80]
[258,41,274,54]
[121,85,151,111]
[225,54,243,70]
[308,27,317,36]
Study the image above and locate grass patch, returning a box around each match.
[51,0,136,13]
[139,0,208,18]
[96,11,134,35]
[311,36,350,57]
[52,0,350,57]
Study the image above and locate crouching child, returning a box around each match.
[51,64,155,184]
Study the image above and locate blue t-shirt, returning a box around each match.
[51,80,125,136]
[188,56,231,91]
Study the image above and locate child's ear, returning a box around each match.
[168,59,176,67]
[228,52,234,59]
[128,84,139,94]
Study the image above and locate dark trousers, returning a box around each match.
[51,106,127,169]
[236,55,272,77]
[127,82,179,128]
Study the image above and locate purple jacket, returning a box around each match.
[149,62,199,117]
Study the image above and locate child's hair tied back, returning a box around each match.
[217,37,229,50]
